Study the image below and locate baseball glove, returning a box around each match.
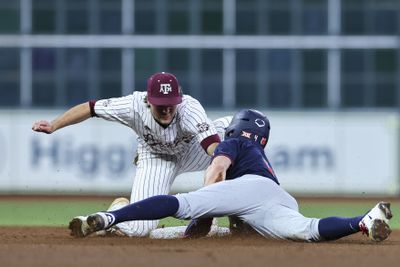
[229,216,258,236]
[184,218,213,238]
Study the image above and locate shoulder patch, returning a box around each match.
[103,99,112,107]
[197,122,210,133]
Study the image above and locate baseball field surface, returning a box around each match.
[1,196,399,267]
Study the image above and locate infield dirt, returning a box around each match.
[0,227,399,267]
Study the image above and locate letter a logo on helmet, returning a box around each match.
[160,84,172,94]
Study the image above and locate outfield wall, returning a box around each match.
[0,110,398,196]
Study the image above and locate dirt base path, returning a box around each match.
[0,227,399,267]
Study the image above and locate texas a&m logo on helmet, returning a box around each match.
[160,84,172,95]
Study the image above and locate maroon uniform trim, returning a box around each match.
[200,134,221,152]
[89,100,97,117]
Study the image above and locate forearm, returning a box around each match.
[203,165,226,186]
[51,102,91,132]
[203,156,231,186]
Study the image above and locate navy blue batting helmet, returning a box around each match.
[225,109,270,148]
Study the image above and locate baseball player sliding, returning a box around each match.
[32,72,231,237]
[69,109,393,242]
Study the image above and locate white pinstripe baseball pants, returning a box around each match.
[114,120,228,237]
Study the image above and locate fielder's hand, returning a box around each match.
[32,120,54,134]
[184,218,213,238]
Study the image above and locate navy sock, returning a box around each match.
[318,215,364,241]
[108,195,179,226]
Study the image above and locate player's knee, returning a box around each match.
[124,221,159,237]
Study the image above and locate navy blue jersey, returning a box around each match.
[213,137,279,184]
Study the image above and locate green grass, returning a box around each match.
[0,199,398,229]
[0,199,110,226]
[299,201,400,229]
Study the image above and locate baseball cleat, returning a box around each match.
[359,202,393,242]
[87,212,115,231]
[69,212,115,238]
[69,216,92,238]
[94,197,129,236]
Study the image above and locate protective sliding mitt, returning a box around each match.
[184,218,213,238]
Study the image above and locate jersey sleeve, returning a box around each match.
[94,94,136,128]
[213,139,240,165]
[180,97,218,143]
[212,116,232,131]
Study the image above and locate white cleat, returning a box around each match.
[95,197,129,237]
[359,202,393,242]
[69,212,114,238]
